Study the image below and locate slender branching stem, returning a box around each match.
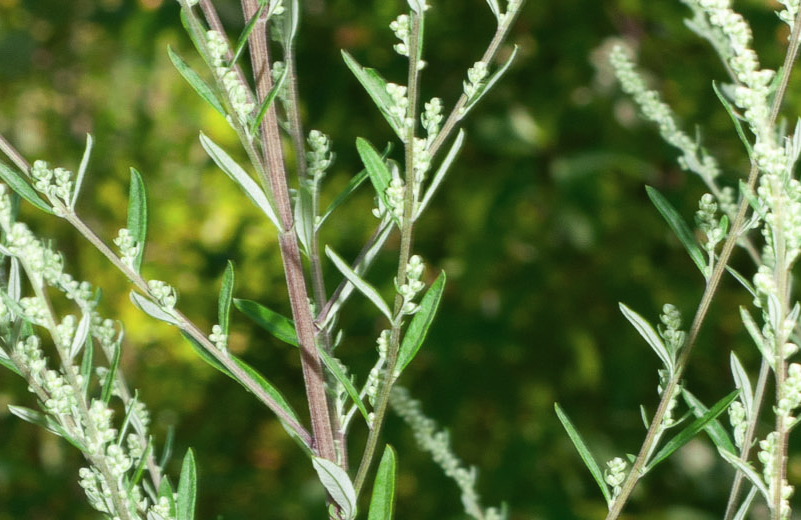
[605,9,801,519]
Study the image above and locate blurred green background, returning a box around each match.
[1,0,800,518]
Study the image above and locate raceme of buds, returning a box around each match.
[463,61,488,99]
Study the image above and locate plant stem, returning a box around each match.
[240,0,336,463]
[605,9,801,519]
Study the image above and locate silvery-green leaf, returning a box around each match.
[739,179,766,219]
[726,265,756,298]
[646,186,706,277]
[312,457,357,520]
[619,303,673,373]
[416,129,465,219]
[461,46,519,117]
[395,271,446,375]
[158,476,177,516]
[317,346,370,424]
[101,337,122,404]
[68,312,92,361]
[0,347,21,376]
[71,133,93,210]
[0,162,54,215]
[740,306,772,368]
[718,448,770,503]
[356,138,393,215]
[177,448,197,520]
[368,445,397,520]
[79,336,93,398]
[250,65,288,135]
[326,246,394,323]
[294,183,314,258]
[341,51,403,139]
[231,3,268,67]
[682,389,737,455]
[9,257,20,301]
[218,261,235,334]
[733,486,758,520]
[318,169,369,230]
[554,403,612,506]
[168,45,226,118]
[484,0,501,21]
[8,405,86,451]
[199,133,281,230]
[730,352,753,419]
[408,0,427,14]
[713,81,753,159]
[234,298,298,347]
[127,168,148,273]
[130,291,180,326]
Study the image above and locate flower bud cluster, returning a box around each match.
[759,431,794,519]
[777,363,801,419]
[306,130,333,182]
[657,368,681,428]
[729,399,747,448]
[386,83,411,132]
[147,280,177,310]
[209,323,228,352]
[499,0,523,25]
[421,97,443,142]
[778,0,799,31]
[206,30,254,125]
[113,228,140,269]
[31,160,73,211]
[695,193,726,253]
[390,14,410,56]
[463,61,488,100]
[364,331,390,410]
[604,457,627,501]
[396,255,425,316]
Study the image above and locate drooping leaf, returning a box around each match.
[218,261,235,334]
[368,445,397,520]
[326,246,394,323]
[645,186,707,277]
[341,51,403,139]
[645,390,739,472]
[199,134,281,229]
[554,403,612,505]
[0,162,53,214]
[71,133,93,210]
[719,448,770,503]
[177,448,197,520]
[312,457,357,520]
[682,389,737,455]
[619,303,673,373]
[416,130,465,219]
[395,271,446,375]
[461,46,519,117]
[317,346,370,424]
[127,168,148,273]
[168,46,226,117]
[130,291,180,326]
[234,298,298,347]
[8,405,86,451]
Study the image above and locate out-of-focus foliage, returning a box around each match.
[0,0,797,519]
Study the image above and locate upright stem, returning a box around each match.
[240,0,336,462]
[605,10,801,519]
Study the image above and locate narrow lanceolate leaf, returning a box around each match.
[318,168,369,230]
[177,448,197,520]
[199,133,281,230]
[8,405,86,451]
[740,306,772,367]
[127,168,148,273]
[250,65,288,135]
[416,129,465,219]
[341,51,403,139]
[645,390,739,472]
[484,0,502,21]
[619,303,673,373]
[317,346,370,424]
[234,298,298,347]
[645,186,706,277]
[0,347,21,376]
[712,81,753,159]
[312,457,357,520]
[79,335,93,398]
[0,162,53,214]
[719,448,770,503]
[368,446,397,520]
[554,403,612,505]
[130,291,180,326]
[395,271,446,375]
[101,337,122,404]
[218,261,235,334]
[356,138,392,212]
[461,46,519,117]
[157,476,177,517]
[733,486,759,520]
[71,133,93,210]
[230,2,268,67]
[730,352,754,419]
[68,312,92,361]
[167,46,226,118]
[726,265,756,298]
[326,246,394,323]
[682,389,737,455]
[294,183,314,258]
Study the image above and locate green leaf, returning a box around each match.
[199,133,281,230]
[177,448,197,520]
[733,486,759,520]
[0,347,21,376]
[168,45,226,118]
[0,162,53,214]
[395,271,446,375]
[554,403,612,505]
[484,0,502,21]
[79,334,93,398]
[619,303,673,373]
[8,405,86,451]
[127,168,148,273]
[645,186,706,276]
[645,389,740,472]
[682,389,737,455]
[726,265,756,298]
[356,138,393,214]
[158,476,177,517]
[740,306,772,368]
[312,457,357,520]
[461,46,519,118]
[71,133,93,210]
[368,445,397,520]
[341,51,404,139]
[230,3,267,67]
[160,427,175,470]
[416,130,465,219]
[719,448,770,503]
[250,65,288,135]
[326,246,394,323]
[318,169,369,229]
[130,291,180,326]
[317,346,370,424]
[101,336,122,404]
[730,352,753,419]
[68,312,91,361]
[712,81,753,159]
[234,298,297,347]
[218,261,235,334]
[294,181,314,258]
